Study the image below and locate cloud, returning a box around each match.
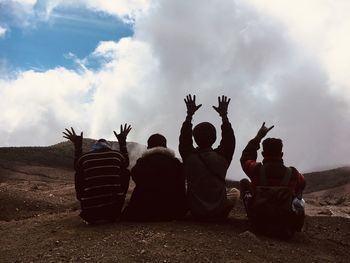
[1,0,350,179]
[0,26,7,37]
[0,67,94,145]
[130,0,350,176]
[0,0,37,27]
[82,0,151,21]
[246,0,350,100]
[0,37,157,146]
[0,0,150,28]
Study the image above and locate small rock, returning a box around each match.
[31,185,39,191]
[239,231,259,242]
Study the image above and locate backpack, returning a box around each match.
[250,165,293,222]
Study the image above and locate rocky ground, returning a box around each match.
[1,160,350,262]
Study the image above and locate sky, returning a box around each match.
[0,0,350,179]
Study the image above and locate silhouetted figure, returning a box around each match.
[240,123,306,238]
[63,124,131,224]
[179,95,237,220]
[122,133,187,221]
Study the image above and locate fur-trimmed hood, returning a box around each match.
[142,146,175,158]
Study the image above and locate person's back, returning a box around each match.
[184,149,230,218]
[63,125,131,224]
[75,143,130,223]
[240,123,306,238]
[123,134,187,221]
[179,95,237,220]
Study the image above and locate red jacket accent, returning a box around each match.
[240,137,305,197]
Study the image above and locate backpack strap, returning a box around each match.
[259,165,292,186]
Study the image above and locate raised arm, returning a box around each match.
[179,94,202,160]
[240,122,274,175]
[213,96,235,165]
[62,127,83,167]
[114,123,132,168]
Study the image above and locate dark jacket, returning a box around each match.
[74,144,130,223]
[179,115,235,218]
[240,137,305,197]
[123,146,187,221]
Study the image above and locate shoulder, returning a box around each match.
[77,150,125,164]
[288,166,303,179]
[141,147,176,159]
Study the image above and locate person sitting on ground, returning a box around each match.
[240,122,306,238]
[179,94,238,220]
[63,124,132,224]
[122,133,187,221]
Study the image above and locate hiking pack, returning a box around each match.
[249,165,293,224]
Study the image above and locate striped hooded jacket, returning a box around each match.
[74,141,130,222]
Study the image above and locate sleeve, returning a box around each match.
[119,141,130,168]
[120,169,131,195]
[118,141,130,193]
[130,158,143,184]
[73,144,83,168]
[74,161,84,200]
[73,144,83,200]
[179,115,195,160]
[175,159,188,215]
[240,136,261,177]
[215,115,235,165]
[295,169,306,194]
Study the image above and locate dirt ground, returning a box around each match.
[1,206,350,263]
[1,162,350,262]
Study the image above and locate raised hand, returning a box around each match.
[113,123,132,143]
[62,127,83,146]
[256,122,274,139]
[184,94,202,116]
[212,95,231,116]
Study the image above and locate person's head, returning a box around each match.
[262,138,283,158]
[92,138,112,151]
[147,133,167,149]
[193,122,216,148]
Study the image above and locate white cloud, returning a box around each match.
[0,0,151,27]
[83,0,151,21]
[0,37,157,147]
[41,0,151,20]
[13,0,37,5]
[246,0,350,99]
[92,41,120,59]
[0,0,37,28]
[0,26,7,37]
[1,0,350,179]
[0,68,95,145]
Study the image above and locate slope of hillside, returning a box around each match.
[0,140,145,169]
[304,166,350,193]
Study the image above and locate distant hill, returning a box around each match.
[1,141,350,194]
[304,166,350,193]
[0,139,145,170]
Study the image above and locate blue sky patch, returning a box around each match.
[0,5,133,72]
